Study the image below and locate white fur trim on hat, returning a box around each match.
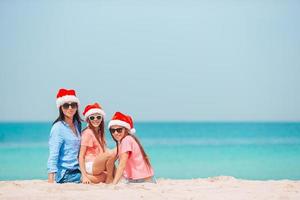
[56,95,80,108]
[130,128,136,134]
[84,108,106,120]
[108,120,131,130]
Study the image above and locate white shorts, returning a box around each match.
[85,162,94,175]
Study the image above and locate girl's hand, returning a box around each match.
[82,175,91,184]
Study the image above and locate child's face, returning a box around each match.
[88,114,102,128]
[110,125,126,142]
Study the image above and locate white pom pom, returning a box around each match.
[130,128,136,134]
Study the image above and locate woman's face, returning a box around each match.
[61,102,78,119]
[88,114,102,128]
[110,125,127,142]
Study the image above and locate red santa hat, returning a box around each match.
[82,102,106,121]
[56,88,80,109]
[108,112,136,134]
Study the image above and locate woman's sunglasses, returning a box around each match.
[109,128,124,134]
[62,102,78,109]
[89,115,102,121]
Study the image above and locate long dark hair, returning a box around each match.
[111,129,152,169]
[82,118,106,152]
[53,107,82,132]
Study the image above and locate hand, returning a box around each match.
[82,175,91,184]
[48,179,54,183]
[48,173,55,183]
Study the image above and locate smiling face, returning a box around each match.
[61,102,78,119]
[110,125,127,142]
[88,114,103,128]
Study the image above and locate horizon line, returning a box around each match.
[0,120,300,123]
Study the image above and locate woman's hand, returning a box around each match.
[48,173,55,183]
[82,175,91,184]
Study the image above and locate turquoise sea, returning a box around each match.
[0,122,300,181]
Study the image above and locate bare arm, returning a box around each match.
[112,152,129,184]
[79,145,91,184]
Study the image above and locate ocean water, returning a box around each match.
[0,122,300,181]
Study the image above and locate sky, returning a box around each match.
[0,0,299,122]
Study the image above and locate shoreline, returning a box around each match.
[1,176,300,200]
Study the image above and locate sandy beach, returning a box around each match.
[1,176,299,200]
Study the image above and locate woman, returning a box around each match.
[47,88,82,183]
[108,112,155,184]
[79,103,116,184]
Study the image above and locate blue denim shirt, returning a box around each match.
[47,121,81,183]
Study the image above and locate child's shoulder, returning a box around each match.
[81,128,93,136]
[121,135,136,144]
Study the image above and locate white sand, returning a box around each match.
[1,176,300,200]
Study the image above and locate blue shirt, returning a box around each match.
[47,121,81,183]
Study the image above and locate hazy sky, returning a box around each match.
[0,0,299,122]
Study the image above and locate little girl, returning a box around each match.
[108,112,155,184]
[79,103,115,184]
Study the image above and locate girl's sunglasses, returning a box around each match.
[62,102,78,109]
[109,128,124,134]
[89,115,102,121]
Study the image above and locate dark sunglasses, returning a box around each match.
[62,102,78,109]
[109,128,124,134]
[89,115,102,121]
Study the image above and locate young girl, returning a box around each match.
[108,112,155,184]
[47,88,82,183]
[79,103,116,184]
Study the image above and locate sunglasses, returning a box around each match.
[109,128,124,134]
[89,115,102,121]
[62,102,78,109]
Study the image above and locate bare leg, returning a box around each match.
[86,173,106,184]
[92,152,111,175]
[105,154,116,184]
